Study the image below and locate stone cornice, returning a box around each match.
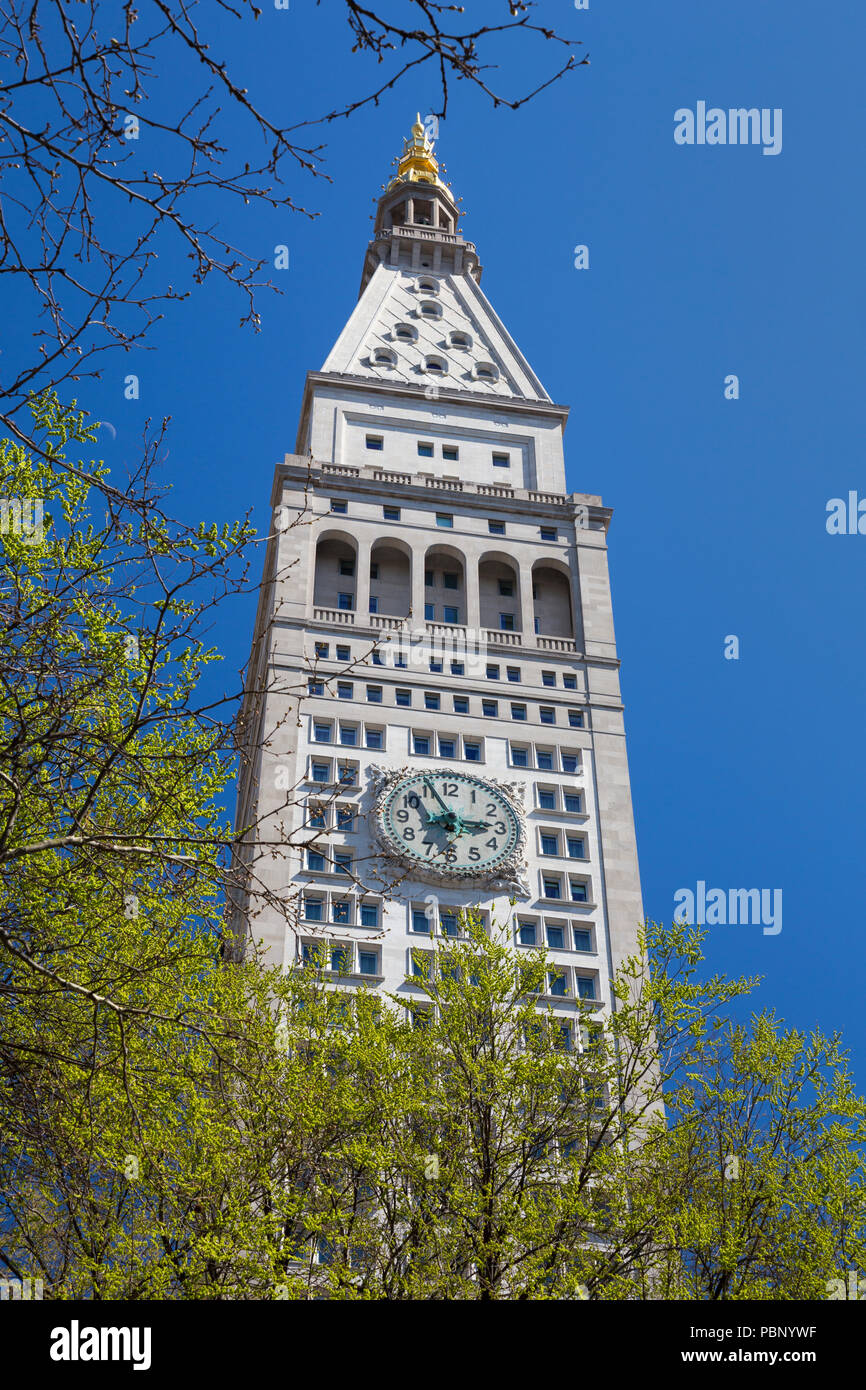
[273,455,610,529]
[294,370,570,456]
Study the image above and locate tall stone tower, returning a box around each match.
[233,118,643,1046]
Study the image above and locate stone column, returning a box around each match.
[465,555,481,637]
[519,564,535,641]
[354,536,372,622]
[410,540,427,632]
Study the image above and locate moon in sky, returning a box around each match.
[96,420,117,441]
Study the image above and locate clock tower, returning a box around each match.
[233,117,644,1044]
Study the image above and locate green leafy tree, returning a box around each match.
[255,916,866,1301]
[3,398,864,1301]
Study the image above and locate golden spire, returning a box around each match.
[387,112,450,192]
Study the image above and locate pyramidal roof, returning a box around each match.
[319,116,552,405]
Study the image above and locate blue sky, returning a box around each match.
[24,2,865,1078]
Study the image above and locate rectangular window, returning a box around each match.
[393,653,407,668]
[332,900,351,924]
[429,660,443,673]
[306,850,326,872]
[562,755,580,775]
[570,881,588,903]
[538,789,556,810]
[534,617,541,635]
[443,572,459,590]
[368,595,379,614]
[366,728,383,750]
[443,446,459,462]
[410,949,432,981]
[542,671,555,687]
[548,971,567,998]
[543,877,562,900]
[573,928,592,952]
[443,605,459,624]
[488,520,506,535]
[339,558,355,576]
[383,506,400,521]
[439,738,456,759]
[417,441,434,457]
[366,435,384,451]
[331,499,348,515]
[311,761,330,783]
[440,911,459,938]
[539,707,555,725]
[492,452,510,468]
[337,592,354,611]
[577,976,596,1000]
[541,834,559,856]
[369,563,379,580]
[536,751,554,771]
[413,734,430,756]
[336,645,350,663]
[313,721,332,743]
[337,682,353,700]
[360,903,379,928]
[436,513,453,528]
[498,579,514,597]
[308,679,323,696]
[568,710,584,728]
[499,612,515,631]
[518,921,537,947]
[453,696,469,714]
[339,724,357,746]
[331,945,349,974]
[304,896,323,922]
[564,793,583,814]
[486,664,500,680]
[511,703,527,721]
[425,570,434,588]
[334,852,352,876]
[337,806,356,831]
[371,650,384,666]
[450,660,464,676]
[315,642,329,659]
[464,741,481,762]
[546,925,565,949]
[424,602,435,621]
[308,805,326,829]
[412,908,431,934]
[425,692,440,711]
[510,744,529,768]
[359,950,379,977]
[567,838,585,859]
[482,700,498,718]
[396,689,411,707]
[366,685,382,703]
[337,763,356,785]
[540,527,557,541]
[507,666,521,683]
[563,675,577,690]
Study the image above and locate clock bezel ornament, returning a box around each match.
[370,765,530,896]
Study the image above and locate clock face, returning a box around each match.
[376,769,521,881]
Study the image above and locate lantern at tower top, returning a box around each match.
[386,112,450,193]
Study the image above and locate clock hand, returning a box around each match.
[422,774,452,818]
[455,819,492,833]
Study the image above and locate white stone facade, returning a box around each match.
[233,125,644,1049]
